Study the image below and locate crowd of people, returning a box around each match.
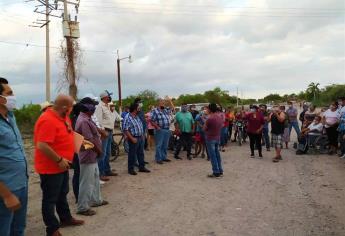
[0,76,344,236]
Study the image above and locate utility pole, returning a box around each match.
[117,52,122,113]
[29,0,60,102]
[45,0,51,102]
[62,0,80,100]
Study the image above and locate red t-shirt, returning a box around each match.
[34,109,75,174]
[205,114,224,141]
[246,112,265,134]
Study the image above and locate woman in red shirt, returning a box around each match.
[246,105,265,158]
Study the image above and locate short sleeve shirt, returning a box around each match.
[175,111,194,133]
[34,109,75,174]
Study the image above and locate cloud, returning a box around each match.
[0,0,344,106]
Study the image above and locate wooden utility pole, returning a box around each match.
[63,0,77,100]
[45,0,51,102]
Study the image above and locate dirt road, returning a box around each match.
[24,138,345,236]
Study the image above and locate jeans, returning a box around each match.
[154,129,171,161]
[340,130,345,155]
[0,185,28,236]
[262,127,270,149]
[248,133,262,155]
[98,130,113,176]
[175,132,193,157]
[40,172,72,236]
[72,154,80,203]
[206,139,223,174]
[289,120,301,137]
[220,127,228,146]
[77,163,102,212]
[128,136,145,171]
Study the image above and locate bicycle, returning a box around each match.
[110,132,129,162]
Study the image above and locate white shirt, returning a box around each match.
[308,122,323,135]
[323,109,340,128]
[95,101,117,130]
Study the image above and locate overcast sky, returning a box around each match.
[0,0,344,105]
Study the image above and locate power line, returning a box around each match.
[78,8,344,18]
[0,39,115,54]
[80,0,345,11]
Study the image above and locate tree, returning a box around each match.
[306,82,320,101]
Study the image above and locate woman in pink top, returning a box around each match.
[145,105,155,150]
[323,101,340,155]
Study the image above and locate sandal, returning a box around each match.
[77,209,96,216]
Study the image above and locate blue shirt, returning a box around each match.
[151,108,171,129]
[137,110,147,131]
[123,113,144,137]
[338,112,345,132]
[0,112,28,191]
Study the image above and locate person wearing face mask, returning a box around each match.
[123,103,151,175]
[190,104,199,120]
[323,101,340,155]
[246,105,265,158]
[151,98,175,164]
[0,77,28,236]
[286,101,301,139]
[34,94,84,236]
[75,97,108,216]
[268,105,286,163]
[296,116,324,155]
[94,90,118,181]
[174,104,195,160]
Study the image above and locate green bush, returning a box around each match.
[14,104,41,134]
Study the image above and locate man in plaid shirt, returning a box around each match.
[151,98,175,164]
[123,103,151,175]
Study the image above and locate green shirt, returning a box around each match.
[175,111,194,133]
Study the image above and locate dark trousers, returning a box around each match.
[128,136,145,172]
[228,124,233,141]
[175,132,193,157]
[72,154,80,203]
[326,126,339,148]
[248,133,262,155]
[40,171,72,236]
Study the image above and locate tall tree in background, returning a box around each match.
[307,82,320,101]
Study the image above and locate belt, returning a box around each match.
[105,128,113,132]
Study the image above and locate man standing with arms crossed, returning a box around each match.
[0,77,28,236]
[95,91,118,181]
[34,95,84,236]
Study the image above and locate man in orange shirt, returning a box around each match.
[34,95,84,236]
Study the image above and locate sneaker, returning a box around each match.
[207,173,221,178]
[163,159,171,162]
[250,153,254,158]
[128,170,137,175]
[99,180,106,185]
[139,168,151,173]
[340,154,345,159]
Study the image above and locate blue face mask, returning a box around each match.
[181,105,188,112]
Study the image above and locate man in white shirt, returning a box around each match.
[95,91,118,180]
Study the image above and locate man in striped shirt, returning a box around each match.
[151,98,175,164]
[123,103,151,175]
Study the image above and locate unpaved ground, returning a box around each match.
[23,136,345,236]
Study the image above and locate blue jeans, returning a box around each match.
[98,130,113,176]
[0,185,28,236]
[206,140,223,174]
[220,127,228,146]
[262,127,270,149]
[340,130,345,155]
[289,120,301,137]
[128,136,145,171]
[154,129,170,161]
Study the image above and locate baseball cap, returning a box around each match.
[80,97,99,105]
[99,90,113,99]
